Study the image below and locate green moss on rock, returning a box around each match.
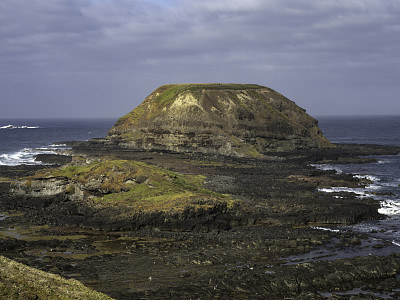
[32,159,239,213]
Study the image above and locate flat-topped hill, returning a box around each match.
[106,83,332,157]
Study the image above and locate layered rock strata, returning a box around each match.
[100,84,331,157]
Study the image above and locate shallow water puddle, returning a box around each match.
[0,212,176,262]
[2,228,28,239]
[318,287,397,299]
[281,235,399,266]
[0,224,82,242]
[24,249,92,260]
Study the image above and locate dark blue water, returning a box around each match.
[317,115,400,146]
[0,118,116,165]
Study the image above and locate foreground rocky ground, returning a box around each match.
[1,143,400,299]
[0,255,112,299]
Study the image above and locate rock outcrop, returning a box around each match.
[102,84,331,157]
[7,158,240,231]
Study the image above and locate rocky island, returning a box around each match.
[1,84,400,299]
[85,83,331,156]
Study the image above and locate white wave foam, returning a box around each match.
[0,147,56,166]
[392,241,400,247]
[380,182,400,187]
[354,174,380,182]
[318,170,387,200]
[39,144,69,152]
[318,187,371,197]
[312,226,340,232]
[378,200,400,216]
[0,124,39,129]
[310,164,343,174]
[366,184,382,191]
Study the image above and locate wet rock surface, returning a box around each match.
[1,143,400,299]
[34,153,72,165]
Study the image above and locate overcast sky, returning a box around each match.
[1,0,399,118]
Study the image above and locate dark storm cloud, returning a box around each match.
[0,0,399,117]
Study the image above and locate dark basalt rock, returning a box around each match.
[0,165,54,179]
[34,154,72,165]
[1,144,400,299]
[2,145,390,232]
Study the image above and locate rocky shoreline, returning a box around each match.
[1,143,400,299]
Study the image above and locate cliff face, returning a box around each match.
[106,84,331,157]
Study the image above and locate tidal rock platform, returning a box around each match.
[1,83,400,299]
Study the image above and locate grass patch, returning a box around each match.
[30,159,239,213]
[0,256,113,299]
[110,83,265,139]
[184,83,263,91]
[154,83,263,107]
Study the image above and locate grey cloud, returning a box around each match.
[0,0,399,117]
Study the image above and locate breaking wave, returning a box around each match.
[310,164,343,174]
[0,124,40,129]
[0,144,68,166]
[353,174,380,182]
[318,187,374,198]
[378,200,400,216]
[311,226,340,233]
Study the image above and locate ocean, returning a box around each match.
[317,115,400,146]
[1,116,400,246]
[316,115,400,249]
[0,118,117,165]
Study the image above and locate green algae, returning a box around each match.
[0,211,24,217]
[0,177,13,183]
[0,224,88,242]
[24,249,92,260]
[0,216,175,260]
